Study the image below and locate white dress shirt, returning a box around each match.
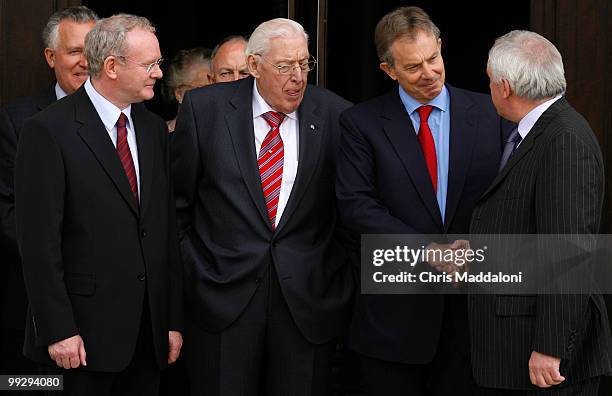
[54,82,68,100]
[252,79,299,227]
[84,78,141,199]
[517,95,563,145]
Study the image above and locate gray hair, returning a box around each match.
[162,47,212,102]
[84,14,156,78]
[245,18,308,57]
[488,30,566,101]
[42,5,99,49]
[375,6,440,66]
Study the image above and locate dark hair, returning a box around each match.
[375,6,440,66]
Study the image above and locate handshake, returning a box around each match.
[424,239,473,276]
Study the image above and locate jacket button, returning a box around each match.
[137,274,146,281]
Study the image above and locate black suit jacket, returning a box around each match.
[171,76,355,344]
[336,85,506,363]
[469,97,612,389]
[15,87,182,372]
[0,85,56,330]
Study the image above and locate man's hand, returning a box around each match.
[426,239,471,275]
[528,351,565,388]
[168,331,183,364]
[48,334,87,369]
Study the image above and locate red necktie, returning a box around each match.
[416,105,437,192]
[258,111,286,229]
[116,113,139,203]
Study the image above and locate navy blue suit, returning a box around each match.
[336,84,508,394]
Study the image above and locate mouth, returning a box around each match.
[285,88,303,97]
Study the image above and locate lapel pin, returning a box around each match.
[310,124,316,132]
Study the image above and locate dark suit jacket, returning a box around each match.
[469,97,612,389]
[336,85,506,364]
[171,76,355,344]
[14,87,182,372]
[0,85,56,330]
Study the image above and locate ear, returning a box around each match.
[501,79,512,99]
[207,72,215,84]
[437,37,442,51]
[247,55,260,78]
[379,62,397,81]
[44,48,55,68]
[103,56,120,80]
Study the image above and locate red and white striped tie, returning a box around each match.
[116,113,139,203]
[258,111,286,229]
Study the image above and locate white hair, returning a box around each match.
[488,30,566,101]
[245,18,308,56]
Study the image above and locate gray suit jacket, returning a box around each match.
[469,97,612,389]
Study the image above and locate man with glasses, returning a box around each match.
[0,5,97,380]
[172,17,354,396]
[15,14,182,395]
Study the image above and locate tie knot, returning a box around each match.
[262,111,286,128]
[117,112,128,128]
[416,105,433,121]
[507,128,521,144]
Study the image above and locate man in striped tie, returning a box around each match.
[172,17,355,396]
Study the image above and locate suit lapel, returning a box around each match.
[225,78,271,227]
[381,90,443,227]
[73,88,139,216]
[36,84,57,111]
[275,86,323,234]
[132,104,154,217]
[443,86,477,231]
[480,97,569,200]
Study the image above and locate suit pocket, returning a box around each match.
[64,272,95,296]
[495,295,536,316]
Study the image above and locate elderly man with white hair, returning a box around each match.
[172,18,355,396]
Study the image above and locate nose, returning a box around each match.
[421,63,435,79]
[79,52,88,69]
[151,65,163,79]
[232,70,240,81]
[289,65,304,83]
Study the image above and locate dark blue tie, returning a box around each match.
[498,128,522,172]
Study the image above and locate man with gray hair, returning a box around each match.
[172,17,354,396]
[469,30,612,395]
[15,13,182,395]
[0,5,97,377]
[208,35,250,83]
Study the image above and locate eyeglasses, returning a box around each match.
[117,55,164,73]
[256,54,317,75]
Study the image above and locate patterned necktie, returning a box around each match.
[498,128,522,172]
[416,105,437,192]
[258,111,286,229]
[116,113,139,203]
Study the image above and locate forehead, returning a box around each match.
[124,28,160,57]
[215,41,246,65]
[57,20,95,46]
[266,34,309,60]
[390,31,439,60]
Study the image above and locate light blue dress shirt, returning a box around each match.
[398,85,450,221]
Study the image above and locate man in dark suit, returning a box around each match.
[0,5,97,376]
[15,14,182,395]
[469,30,612,395]
[336,6,507,395]
[171,17,354,396]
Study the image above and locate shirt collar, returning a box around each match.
[398,84,449,115]
[55,82,68,100]
[252,79,297,121]
[84,78,133,131]
[518,95,562,139]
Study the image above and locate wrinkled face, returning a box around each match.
[247,34,309,114]
[380,30,445,103]
[115,28,163,106]
[44,20,96,94]
[174,63,211,103]
[211,40,250,83]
